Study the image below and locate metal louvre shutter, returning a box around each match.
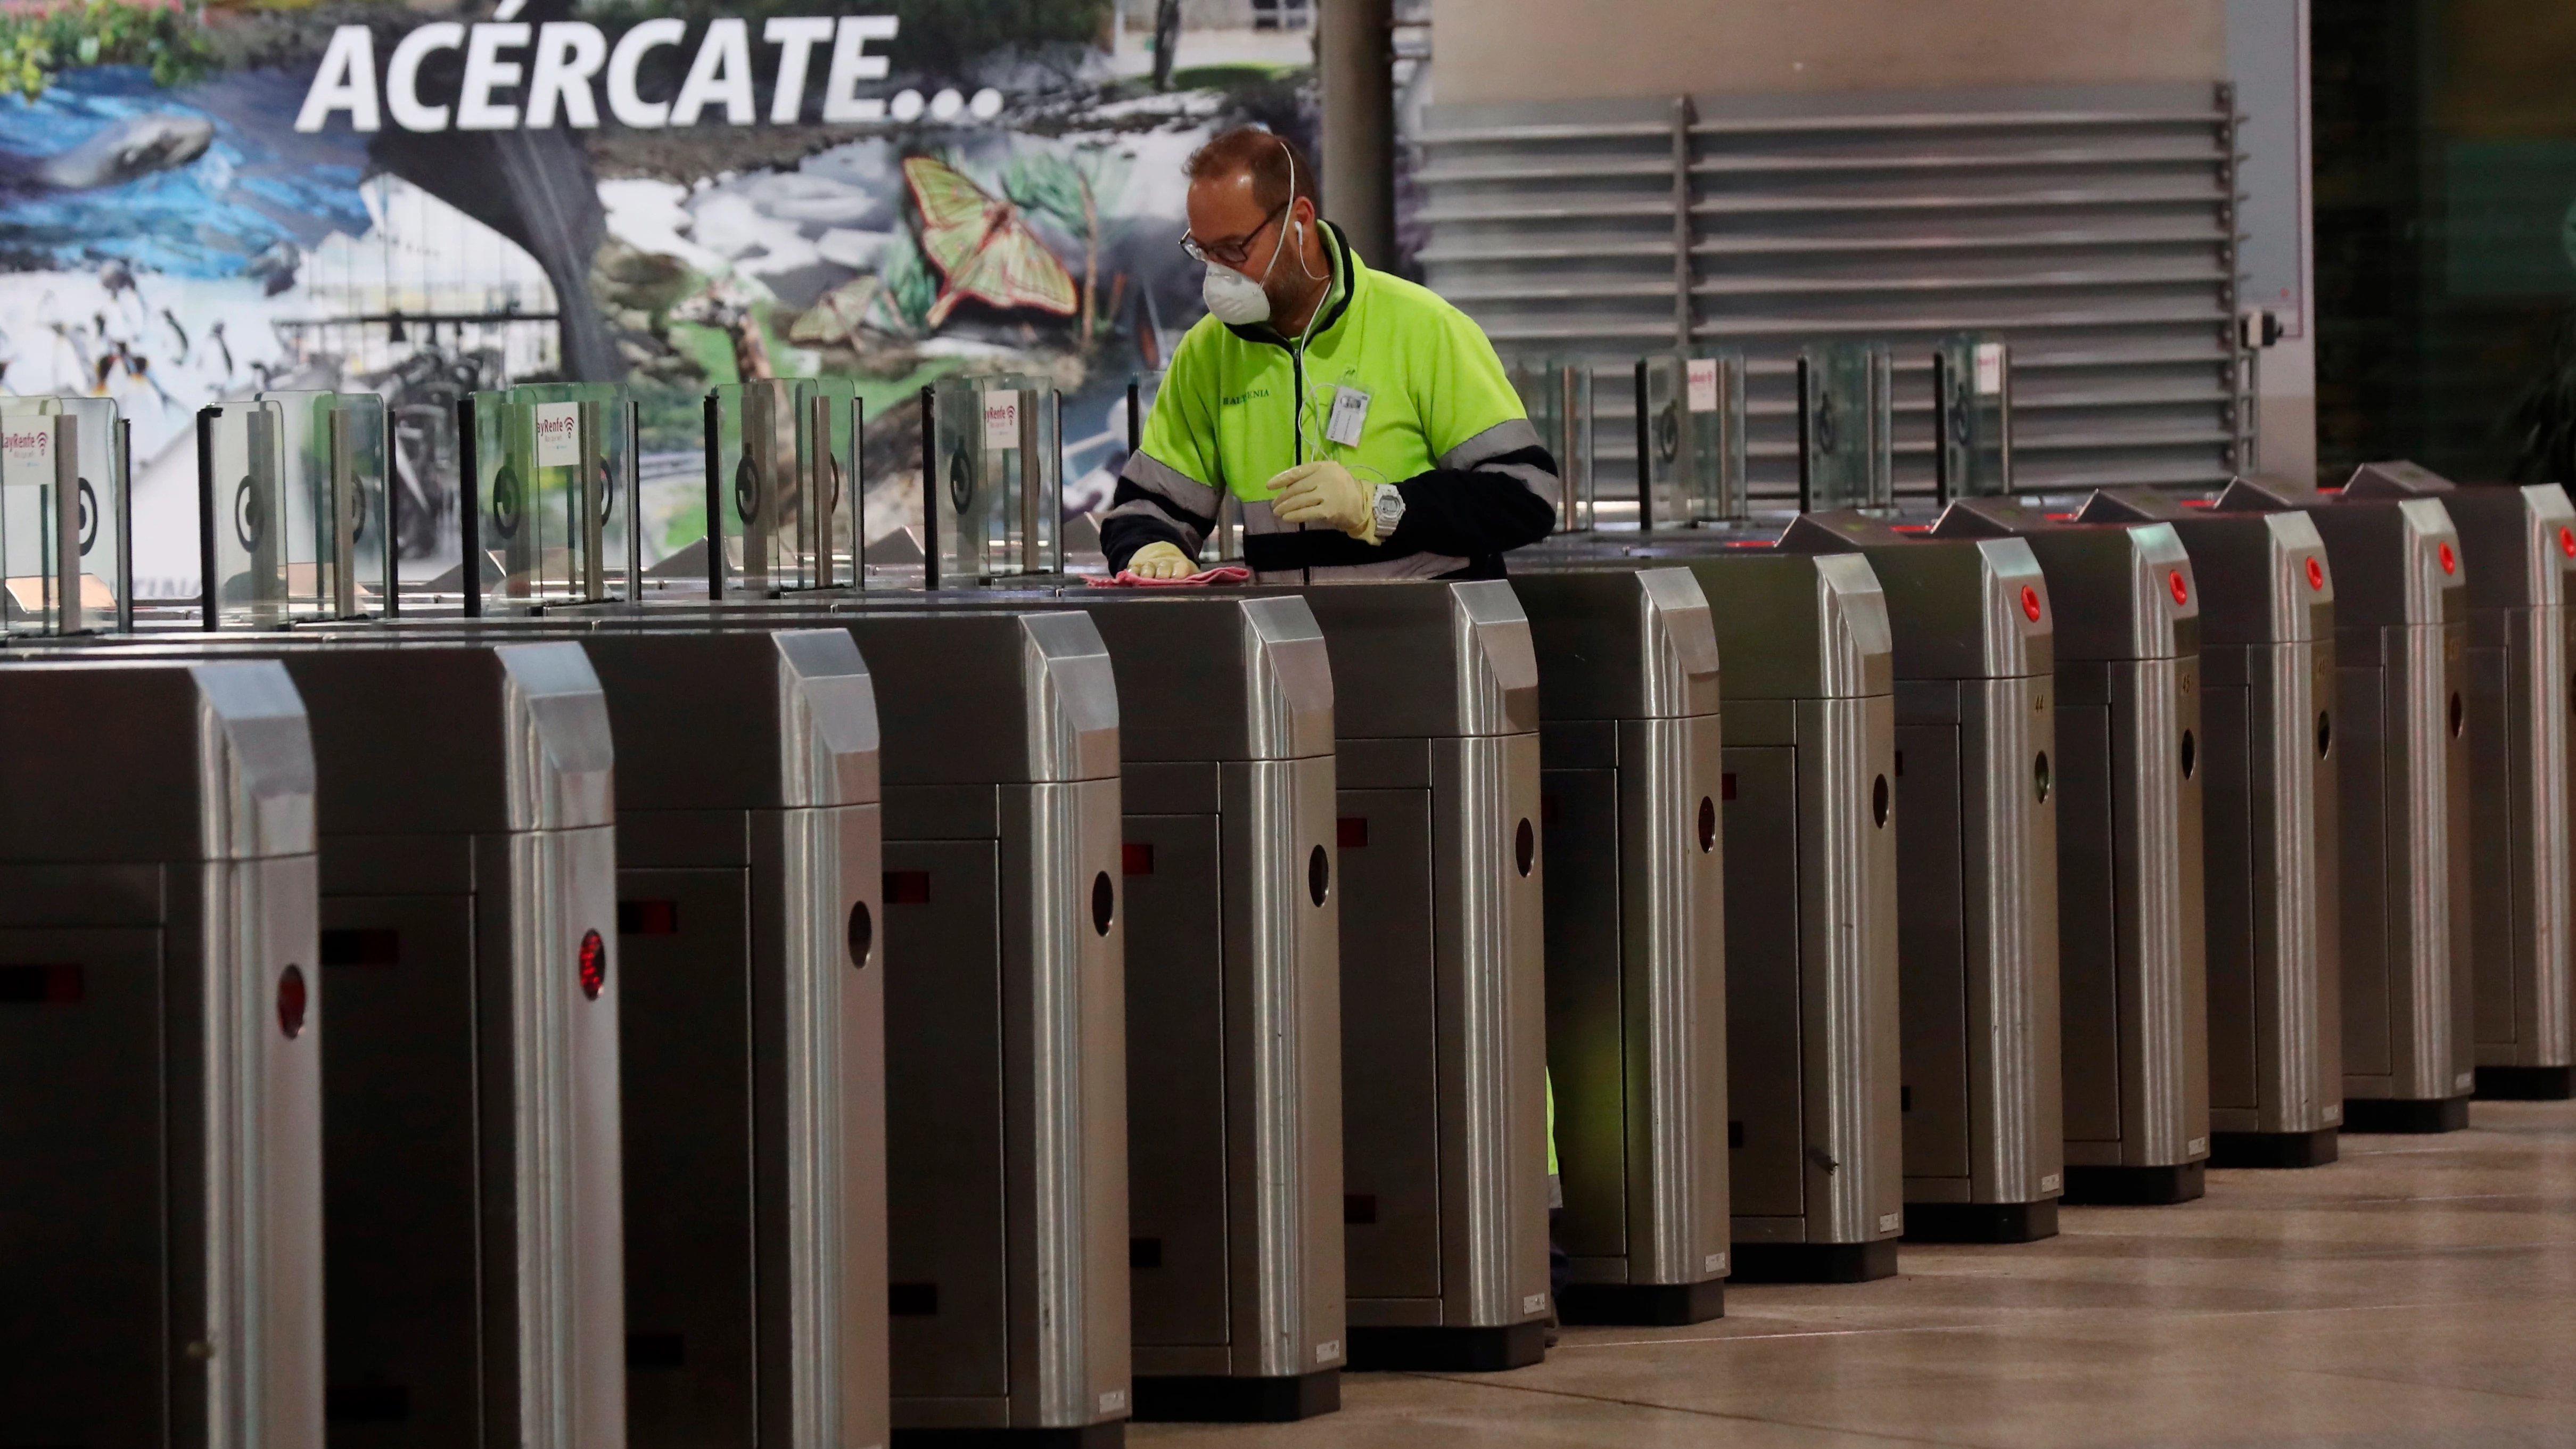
[1417,84,2249,505]
[1415,96,1681,494]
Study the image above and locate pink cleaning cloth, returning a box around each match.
[1086,565,1252,588]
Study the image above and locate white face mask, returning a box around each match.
[1202,213,1297,326]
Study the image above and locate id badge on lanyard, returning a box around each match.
[1326,385,1370,448]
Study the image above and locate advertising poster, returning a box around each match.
[0,0,1317,594]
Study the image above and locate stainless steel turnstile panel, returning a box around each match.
[1777,512,2063,1238]
[573,627,887,1449]
[0,660,323,1449]
[2080,490,2343,1163]
[301,643,627,1449]
[1676,551,1904,1279]
[1298,580,1551,1365]
[1074,594,1344,1407]
[2218,477,2473,1126]
[2344,466,2576,1099]
[1932,498,2211,1200]
[1515,566,1730,1321]
[836,610,1133,1435]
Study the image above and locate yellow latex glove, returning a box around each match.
[1126,540,1196,579]
[1268,460,1380,543]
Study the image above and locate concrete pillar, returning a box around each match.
[1319,0,1395,266]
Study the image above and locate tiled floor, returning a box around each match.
[1138,1102,2576,1447]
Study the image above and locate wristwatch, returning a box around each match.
[1368,482,1408,544]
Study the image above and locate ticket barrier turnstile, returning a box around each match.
[18,638,633,1444]
[393,463,1134,1432]
[0,660,322,1448]
[334,619,891,1443]
[1066,595,1345,1420]
[659,581,1543,1373]
[2077,489,2344,1167]
[1513,567,1732,1321]
[1292,580,1552,1365]
[156,613,892,1443]
[2340,465,2576,1103]
[2213,476,2474,1132]
[585,587,1345,1421]
[363,604,1110,1442]
[1650,550,1905,1281]
[1775,512,2065,1242]
[1929,499,2211,1204]
[274,643,628,1445]
[569,628,887,1448]
[828,609,1132,1443]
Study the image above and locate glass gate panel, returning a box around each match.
[1636,351,1747,529]
[1933,334,2013,500]
[929,375,1059,583]
[1799,341,1894,513]
[2,396,125,633]
[470,383,630,605]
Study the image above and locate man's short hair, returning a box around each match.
[1185,127,1318,213]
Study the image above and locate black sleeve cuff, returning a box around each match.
[1386,449,1559,558]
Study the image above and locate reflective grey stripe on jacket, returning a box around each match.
[1444,418,1560,511]
[1100,449,1220,556]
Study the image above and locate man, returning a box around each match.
[1102,127,1558,582]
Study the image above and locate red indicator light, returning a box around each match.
[578,929,606,1000]
[277,965,307,1040]
[2306,557,2324,591]
[2020,584,2042,622]
[1122,842,1155,876]
[2561,526,2574,558]
[1891,522,1930,533]
[2439,542,2457,575]
[2044,511,2075,521]
[2182,497,2215,508]
[2168,570,2189,606]
[1338,817,1369,849]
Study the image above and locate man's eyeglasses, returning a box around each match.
[1182,199,1290,268]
